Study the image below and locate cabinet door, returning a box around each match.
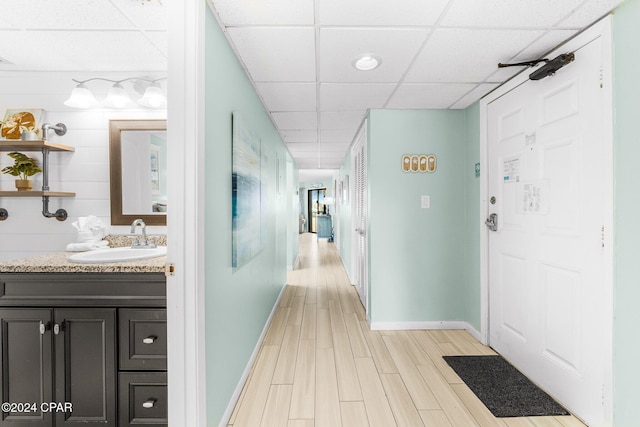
[53,309,116,427]
[0,309,53,427]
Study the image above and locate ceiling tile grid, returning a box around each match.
[404,28,547,83]
[227,27,316,82]
[318,28,430,83]
[0,0,624,174]
[386,83,479,109]
[318,0,450,26]
[256,83,317,112]
[211,0,315,25]
[440,0,585,28]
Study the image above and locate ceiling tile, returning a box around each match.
[441,0,584,28]
[272,112,318,129]
[281,130,318,143]
[298,169,339,183]
[320,83,396,111]
[145,30,168,57]
[321,111,366,130]
[36,30,166,71]
[449,83,500,109]
[212,0,314,25]
[256,83,316,112]
[287,142,320,152]
[512,30,579,62]
[319,28,429,83]
[559,0,624,27]
[386,83,477,109]
[227,27,316,82]
[405,28,545,83]
[0,17,14,29]
[321,129,359,144]
[110,0,167,30]
[319,0,449,26]
[2,0,134,29]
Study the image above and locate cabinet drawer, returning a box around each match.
[119,309,167,370]
[119,372,167,427]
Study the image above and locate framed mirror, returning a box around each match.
[109,119,167,226]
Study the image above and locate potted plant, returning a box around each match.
[20,125,39,141]
[1,151,42,191]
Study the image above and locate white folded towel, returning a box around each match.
[66,240,110,252]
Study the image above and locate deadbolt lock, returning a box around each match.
[490,196,496,205]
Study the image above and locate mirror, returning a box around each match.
[109,119,167,226]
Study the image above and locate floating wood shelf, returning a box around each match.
[0,131,75,221]
[0,191,76,197]
[0,140,74,152]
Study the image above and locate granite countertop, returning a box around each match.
[0,235,167,274]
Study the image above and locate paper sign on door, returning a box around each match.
[518,180,549,214]
[503,157,521,183]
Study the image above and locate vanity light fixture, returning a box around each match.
[138,82,167,108]
[64,77,167,109]
[353,54,381,71]
[103,82,133,108]
[64,83,99,108]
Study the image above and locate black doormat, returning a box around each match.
[443,355,570,418]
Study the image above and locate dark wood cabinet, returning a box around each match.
[0,309,53,426]
[0,274,166,427]
[54,309,117,426]
[0,308,117,427]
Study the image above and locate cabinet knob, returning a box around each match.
[142,335,157,344]
[142,398,156,409]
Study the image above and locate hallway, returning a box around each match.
[227,233,586,427]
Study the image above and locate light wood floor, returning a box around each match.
[227,233,587,427]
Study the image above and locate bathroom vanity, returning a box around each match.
[0,253,167,427]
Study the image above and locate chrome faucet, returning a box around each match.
[130,218,156,248]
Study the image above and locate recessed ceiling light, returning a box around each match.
[353,55,381,71]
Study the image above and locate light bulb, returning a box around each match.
[138,84,167,108]
[64,84,99,109]
[104,83,133,108]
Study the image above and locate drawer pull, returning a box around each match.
[142,398,156,409]
[142,335,157,344]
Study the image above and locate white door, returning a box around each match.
[351,125,368,311]
[487,34,610,425]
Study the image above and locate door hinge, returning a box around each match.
[165,262,175,277]
[599,66,605,89]
[601,226,605,248]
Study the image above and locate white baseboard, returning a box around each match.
[288,255,300,271]
[218,284,287,427]
[369,320,483,343]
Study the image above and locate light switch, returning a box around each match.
[421,195,430,209]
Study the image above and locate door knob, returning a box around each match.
[485,213,498,231]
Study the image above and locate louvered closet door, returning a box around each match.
[351,125,368,312]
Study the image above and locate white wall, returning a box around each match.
[0,71,166,261]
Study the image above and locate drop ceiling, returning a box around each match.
[0,0,624,175]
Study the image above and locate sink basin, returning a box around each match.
[68,246,167,264]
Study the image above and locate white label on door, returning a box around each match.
[518,180,549,214]
[503,157,521,183]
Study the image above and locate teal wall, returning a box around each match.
[367,110,468,323]
[335,108,481,326]
[612,0,640,424]
[204,9,297,425]
[463,102,481,330]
